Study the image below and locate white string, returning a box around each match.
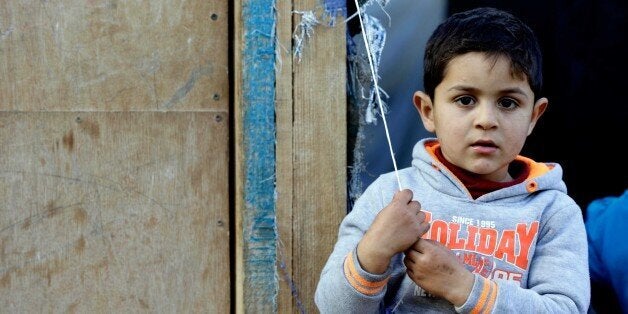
[344,11,358,24]
[353,0,402,191]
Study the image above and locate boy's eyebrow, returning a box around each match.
[447,85,529,99]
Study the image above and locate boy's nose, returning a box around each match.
[474,103,498,130]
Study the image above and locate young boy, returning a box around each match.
[315,7,590,313]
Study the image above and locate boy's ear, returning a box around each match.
[413,91,436,132]
[527,97,549,135]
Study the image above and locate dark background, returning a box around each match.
[450,3,628,311]
[449,0,628,221]
[348,1,628,312]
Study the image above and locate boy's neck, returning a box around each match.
[434,147,529,199]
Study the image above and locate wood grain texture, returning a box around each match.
[292,1,347,312]
[0,1,228,111]
[234,0,279,312]
[0,112,229,312]
[234,0,245,310]
[275,0,295,313]
[0,0,230,311]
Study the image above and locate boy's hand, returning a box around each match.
[403,239,474,307]
[357,189,430,274]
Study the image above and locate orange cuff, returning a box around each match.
[343,251,389,296]
[470,277,498,314]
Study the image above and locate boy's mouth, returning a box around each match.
[471,139,497,147]
[471,140,498,153]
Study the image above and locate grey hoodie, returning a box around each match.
[315,138,590,313]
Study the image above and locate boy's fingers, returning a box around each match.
[411,237,434,253]
[403,256,414,274]
[410,239,422,252]
[394,189,414,203]
[425,239,439,247]
[404,249,417,263]
[409,200,421,213]
[418,221,430,235]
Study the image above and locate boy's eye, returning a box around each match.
[454,96,475,106]
[498,98,519,109]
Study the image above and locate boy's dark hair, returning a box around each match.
[423,7,543,100]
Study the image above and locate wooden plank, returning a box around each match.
[275,0,295,313]
[234,0,278,312]
[234,0,245,311]
[0,1,228,111]
[292,1,347,312]
[0,111,229,312]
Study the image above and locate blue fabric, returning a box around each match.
[324,0,346,12]
[241,0,278,310]
[585,190,628,313]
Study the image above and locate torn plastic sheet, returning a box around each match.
[347,12,388,204]
[293,0,347,62]
[291,0,389,204]
[359,14,388,124]
[325,0,346,11]
[358,0,390,7]
[348,0,391,24]
[292,10,320,62]
[324,0,348,25]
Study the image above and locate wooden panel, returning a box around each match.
[292,2,347,313]
[234,0,279,312]
[235,0,347,312]
[0,1,228,111]
[234,0,245,312]
[0,111,229,312]
[275,0,295,312]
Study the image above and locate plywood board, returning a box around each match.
[0,111,229,312]
[274,0,295,313]
[234,0,279,312]
[292,2,348,312]
[0,1,228,111]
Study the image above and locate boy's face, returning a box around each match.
[414,52,548,182]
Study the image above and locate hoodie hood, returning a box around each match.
[411,138,567,201]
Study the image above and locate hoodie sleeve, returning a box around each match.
[455,200,590,314]
[314,179,397,313]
